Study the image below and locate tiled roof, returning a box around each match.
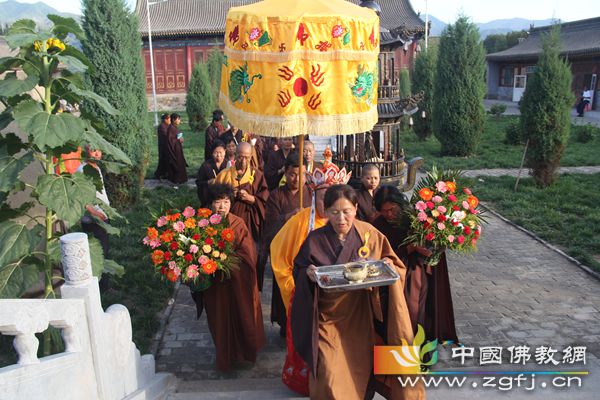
[487,17,600,62]
[349,0,424,32]
[136,0,424,38]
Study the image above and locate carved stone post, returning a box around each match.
[60,233,93,285]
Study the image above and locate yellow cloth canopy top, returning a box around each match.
[219,0,380,137]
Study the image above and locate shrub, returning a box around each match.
[81,0,151,206]
[489,103,507,118]
[504,121,524,145]
[572,124,598,143]
[186,62,214,132]
[520,25,574,187]
[433,16,486,156]
[412,48,437,141]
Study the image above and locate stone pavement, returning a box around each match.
[485,99,600,127]
[157,207,600,399]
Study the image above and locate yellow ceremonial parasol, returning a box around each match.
[220,0,380,204]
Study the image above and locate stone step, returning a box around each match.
[168,378,305,399]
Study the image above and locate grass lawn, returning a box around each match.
[145,112,206,180]
[468,173,600,272]
[401,115,600,170]
[101,185,200,353]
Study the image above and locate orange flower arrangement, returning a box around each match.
[147,227,159,240]
[221,228,235,242]
[405,167,486,266]
[151,250,164,265]
[202,260,218,274]
[143,206,239,291]
[418,187,434,201]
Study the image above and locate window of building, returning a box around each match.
[499,65,515,87]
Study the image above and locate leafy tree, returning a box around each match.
[433,16,486,156]
[0,18,129,303]
[520,26,573,187]
[206,47,224,102]
[412,48,437,140]
[186,62,214,132]
[81,0,150,206]
[483,30,528,54]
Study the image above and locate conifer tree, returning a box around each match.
[412,48,437,140]
[520,26,573,187]
[81,0,150,205]
[186,62,214,132]
[433,16,486,156]
[399,68,411,99]
[206,48,225,102]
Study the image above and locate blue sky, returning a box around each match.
[4,0,600,23]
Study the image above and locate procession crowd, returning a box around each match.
[153,110,457,399]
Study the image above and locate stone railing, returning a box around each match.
[0,233,176,400]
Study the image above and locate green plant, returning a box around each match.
[504,120,524,145]
[399,68,411,99]
[572,123,598,143]
[433,16,486,156]
[81,0,151,206]
[206,47,225,102]
[0,18,130,305]
[412,48,437,141]
[186,62,214,132]
[519,25,574,187]
[489,103,507,118]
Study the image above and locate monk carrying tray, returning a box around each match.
[315,260,400,291]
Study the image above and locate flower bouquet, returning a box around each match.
[143,206,239,291]
[403,167,485,266]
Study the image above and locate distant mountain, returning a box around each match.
[421,15,554,39]
[0,0,79,30]
[478,18,554,38]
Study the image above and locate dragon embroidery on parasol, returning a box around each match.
[228,62,262,104]
[349,64,375,105]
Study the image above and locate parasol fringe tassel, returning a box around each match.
[219,94,378,137]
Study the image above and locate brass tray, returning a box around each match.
[314,260,399,291]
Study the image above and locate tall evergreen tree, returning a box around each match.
[206,48,224,102]
[186,62,214,132]
[399,68,411,99]
[81,0,150,206]
[433,16,486,156]
[520,26,573,187]
[412,48,437,140]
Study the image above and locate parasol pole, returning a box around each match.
[298,134,304,208]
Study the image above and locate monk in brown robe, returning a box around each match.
[258,153,311,329]
[204,109,226,160]
[196,140,227,206]
[292,185,425,399]
[302,140,323,173]
[214,142,269,243]
[356,163,380,223]
[153,113,170,179]
[372,186,459,344]
[265,137,295,190]
[194,183,265,372]
[165,113,188,185]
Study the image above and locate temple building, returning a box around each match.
[487,17,600,109]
